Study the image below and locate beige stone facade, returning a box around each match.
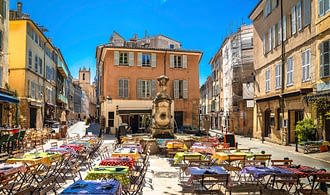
[250,0,330,143]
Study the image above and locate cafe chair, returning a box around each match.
[253,154,272,166]
[50,142,58,148]
[264,173,300,194]
[271,159,293,166]
[298,173,330,195]
[192,173,229,194]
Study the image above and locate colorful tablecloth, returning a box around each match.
[7,152,61,166]
[191,145,215,154]
[121,143,143,153]
[99,157,134,170]
[173,152,204,164]
[111,148,140,160]
[241,166,293,179]
[186,166,229,184]
[0,163,26,177]
[85,166,130,186]
[166,141,187,149]
[60,144,84,152]
[277,165,329,177]
[212,151,254,164]
[46,147,77,156]
[60,179,121,195]
[69,140,91,147]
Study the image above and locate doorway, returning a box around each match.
[174,111,183,131]
[264,109,271,137]
[288,110,304,143]
[30,107,37,128]
[130,115,139,134]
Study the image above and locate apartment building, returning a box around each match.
[9,2,70,128]
[96,32,202,134]
[0,0,20,127]
[249,0,330,143]
[207,25,254,135]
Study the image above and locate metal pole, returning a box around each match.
[198,107,201,136]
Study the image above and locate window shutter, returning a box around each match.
[291,6,296,35]
[283,16,287,40]
[119,79,123,97]
[303,0,311,26]
[137,79,142,98]
[182,55,187,68]
[170,54,174,68]
[124,79,128,97]
[151,53,156,67]
[151,80,156,98]
[129,52,134,66]
[272,25,276,49]
[302,52,306,81]
[173,80,179,98]
[114,51,119,65]
[183,80,188,99]
[137,53,142,66]
[278,20,282,45]
[297,0,302,31]
[318,0,324,16]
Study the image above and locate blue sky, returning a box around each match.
[10,0,259,84]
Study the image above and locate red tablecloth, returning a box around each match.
[278,165,328,177]
[0,164,26,177]
[99,157,134,170]
[60,144,84,152]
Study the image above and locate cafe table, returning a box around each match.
[46,147,77,156]
[60,179,121,195]
[6,152,61,166]
[173,152,205,164]
[60,144,84,152]
[111,148,140,160]
[166,141,187,150]
[0,163,27,177]
[84,166,130,186]
[190,143,216,154]
[121,143,143,153]
[212,151,254,164]
[186,166,229,184]
[99,157,134,170]
[69,140,91,148]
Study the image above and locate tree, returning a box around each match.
[295,118,316,143]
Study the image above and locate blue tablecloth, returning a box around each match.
[60,179,121,195]
[188,166,228,176]
[241,166,293,179]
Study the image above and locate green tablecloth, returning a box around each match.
[173,152,204,164]
[85,166,130,186]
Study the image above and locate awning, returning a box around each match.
[0,92,19,103]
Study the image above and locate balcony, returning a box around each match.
[57,61,68,78]
[57,94,68,104]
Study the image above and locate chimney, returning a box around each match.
[17,2,23,17]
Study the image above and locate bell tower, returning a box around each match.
[79,67,90,85]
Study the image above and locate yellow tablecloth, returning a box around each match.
[7,152,61,166]
[85,166,130,186]
[173,152,204,164]
[111,148,140,160]
[212,152,254,164]
[166,142,188,150]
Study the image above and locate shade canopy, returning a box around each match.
[0,92,19,103]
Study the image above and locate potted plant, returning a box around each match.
[295,118,316,144]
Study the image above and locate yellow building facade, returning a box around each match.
[9,19,57,128]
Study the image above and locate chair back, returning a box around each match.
[228,154,246,163]
[253,154,272,165]
[271,159,293,166]
[50,142,58,148]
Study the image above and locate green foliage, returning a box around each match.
[295,118,316,143]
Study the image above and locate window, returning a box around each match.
[39,58,42,74]
[318,0,330,16]
[174,55,182,68]
[0,31,2,51]
[272,25,276,49]
[283,16,287,40]
[118,79,128,98]
[173,80,188,99]
[142,53,151,66]
[28,50,32,69]
[34,55,38,72]
[83,73,85,80]
[263,34,266,54]
[39,85,43,99]
[291,6,297,35]
[265,69,270,92]
[287,57,294,85]
[277,20,282,45]
[268,28,272,51]
[108,112,114,127]
[275,64,281,89]
[264,0,271,16]
[303,0,311,26]
[169,44,175,49]
[0,0,6,19]
[137,80,156,98]
[31,81,35,98]
[119,52,128,65]
[297,0,302,31]
[320,40,330,78]
[302,49,311,81]
[35,34,39,45]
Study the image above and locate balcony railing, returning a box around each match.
[57,61,68,78]
[57,94,68,104]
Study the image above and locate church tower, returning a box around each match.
[79,67,90,85]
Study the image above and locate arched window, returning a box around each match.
[83,73,85,80]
